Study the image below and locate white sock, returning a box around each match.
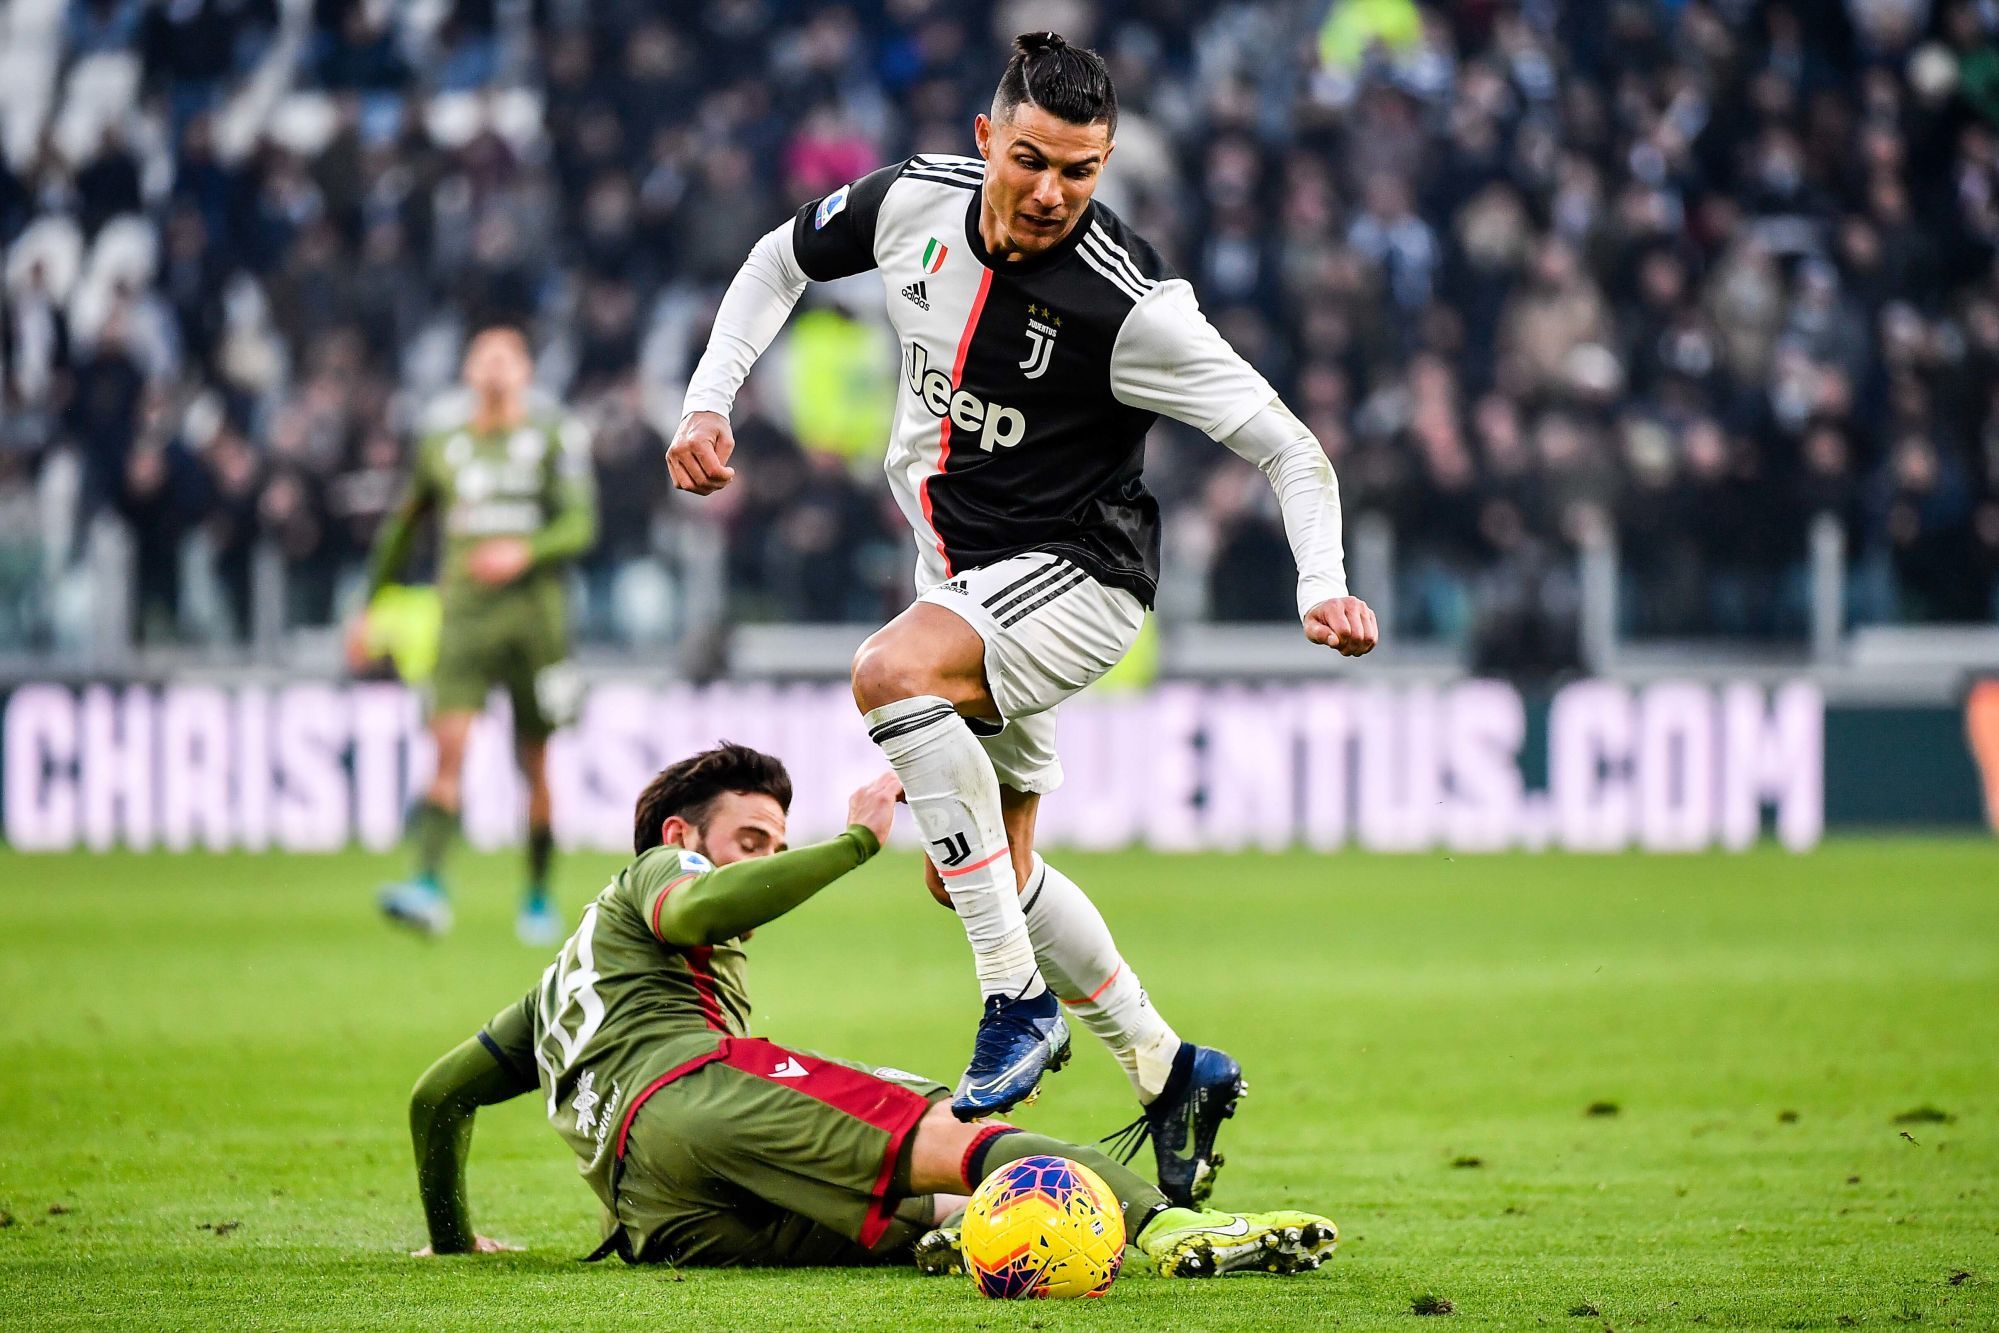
[1022,855,1182,1101]
[865,696,1042,1000]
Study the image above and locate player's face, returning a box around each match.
[683,791,789,867]
[975,105,1112,255]
[462,329,532,400]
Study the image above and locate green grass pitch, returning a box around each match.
[2,839,1996,1329]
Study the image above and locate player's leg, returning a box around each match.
[1025,849,1244,1209]
[904,1097,1164,1215]
[628,1038,953,1266]
[957,714,1242,1207]
[904,1099,1337,1279]
[852,587,1058,1119]
[383,610,494,934]
[950,727,1186,1102]
[509,610,577,946]
[622,1098,907,1268]
[513,735,560,946]
[920,782,1184,1103]
[380,708,473,935]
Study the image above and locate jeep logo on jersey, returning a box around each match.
[903,343,1026,452]
[1020,303,1061,380]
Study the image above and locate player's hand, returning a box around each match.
[667,411,738,495]
[846,772,903,847]
[1303,596,1379,657]
[412,1236,519,1257]
[467,537,533,586]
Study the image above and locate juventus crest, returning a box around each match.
[1020,303,1061,379]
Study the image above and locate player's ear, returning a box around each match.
[974,113,993,159]
[659,815,690,849]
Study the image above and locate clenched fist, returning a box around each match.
[1303,596,1379,657]
[667,410,738,495]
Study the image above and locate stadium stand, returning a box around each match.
[0,0,1995,674]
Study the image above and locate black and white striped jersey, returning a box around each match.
[787,154,1279,608]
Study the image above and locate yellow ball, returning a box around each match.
[961,1154,1126,1299]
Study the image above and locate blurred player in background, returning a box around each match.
[405,744,1338,1277]
[669,33,1376,1196]
[349,325,598,946]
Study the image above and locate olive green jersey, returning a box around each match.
[364,411,597,621]
[478,830,880,1230]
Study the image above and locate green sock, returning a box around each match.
[525,824,554,907]
[969,1130,1169,1238]
[411,800,458,889]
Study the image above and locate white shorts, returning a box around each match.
[916,551,1146,794]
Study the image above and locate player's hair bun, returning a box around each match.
[995,30,1114,135]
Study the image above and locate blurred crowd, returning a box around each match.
[2,0,1998,665]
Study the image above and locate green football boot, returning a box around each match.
[911,1224,966,1277]
[1135,1206,1338,1278]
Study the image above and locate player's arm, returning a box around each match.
[1109,282,1378,656]
[362,439,440,602]
[1219,402,1377,655]
[348,442,442,666]
[525,417,598,569]
[407,1005,538,1256]
[646,775,899,946]
[669,161,903,495]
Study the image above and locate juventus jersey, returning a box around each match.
[783,155,1281,607]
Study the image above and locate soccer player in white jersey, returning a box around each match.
[668,32,1377,1203]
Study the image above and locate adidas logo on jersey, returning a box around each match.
[903,342,1027,452]
[901,281,930,310]
[941,578,969,594]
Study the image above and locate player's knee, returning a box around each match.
[851,632,935,712]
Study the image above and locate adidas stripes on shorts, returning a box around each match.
[915,550,1145,795]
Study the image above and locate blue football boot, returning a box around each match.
[379,876,452,937]
[1103,1043,1245,1208]
[951,987,1071,1121]
[515,896,563,948]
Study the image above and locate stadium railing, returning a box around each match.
[1,508,1991,709]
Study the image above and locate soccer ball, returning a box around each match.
[961,1154,1126,1299]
